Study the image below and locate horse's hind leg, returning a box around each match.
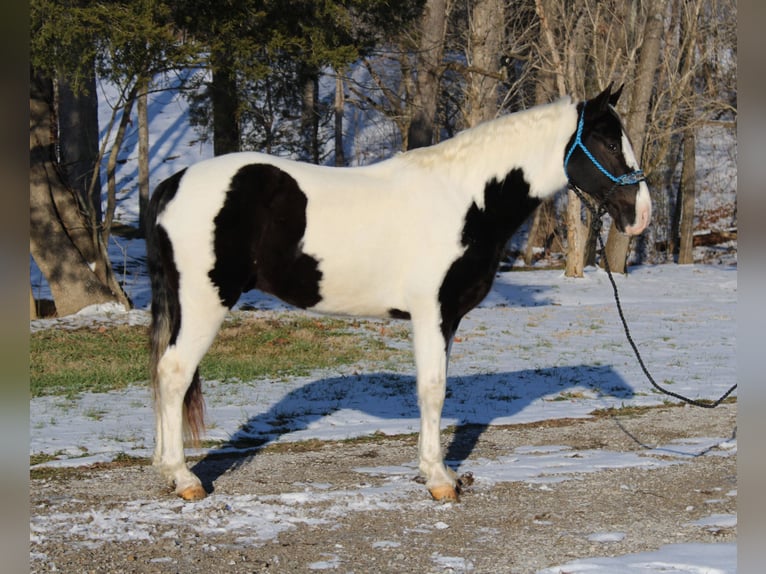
[154,291,228,500]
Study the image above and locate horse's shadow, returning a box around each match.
[191,364,634,493]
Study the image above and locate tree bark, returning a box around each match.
[465,0,504,127]
[30,69,122,317]
[677,126,696,263]
[524,71,559,266]
[137,76,150,237]
[673,0,703,264]
[565,189,584,277]
[30,284,37,320]
[534,0,585,277]
[301,73,320,164]
[602,0,665,274]
[211,51,240,156]
[407,0,449,149]
[334,71,346,166]
[524,198,561,265]
[58,71,101,222]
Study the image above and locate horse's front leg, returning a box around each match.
[412,309,458,501]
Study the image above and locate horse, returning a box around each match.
[146,83,651,502]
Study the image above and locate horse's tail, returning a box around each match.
[146,169,205,445]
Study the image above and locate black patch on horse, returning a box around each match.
[147,168,187,345]
[209,164,323,309]
[438,168,540,343]
[388,308,411,320]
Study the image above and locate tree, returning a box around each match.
[137,77,150,237]
[179,0,422,161]
[463,0,505,128]
[532,0,588,277]
[602,0,665,274]
[657,0,735,264]
[407,0,450,149]
[30,69,124,316]
[30,0,199,315]
[672,0,703,264]
[58,71,102,222]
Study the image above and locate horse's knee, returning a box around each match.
[157,349,190,392]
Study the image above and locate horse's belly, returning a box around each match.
[308,259,408,318]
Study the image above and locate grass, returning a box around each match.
[30,314,410,398]
[31,324,148,397]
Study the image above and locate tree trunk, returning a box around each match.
[30,69,123,317]
[565,189,584,277]
[677,127,696,263]
[524,199,561,265]
[603,0,665,274]
[58,71,101,222]
[465,0,504,127]
[334,71,346,166]
[534,0,584,277]
[301,73,320,164]
[407,0,449,149]
[137,76,150,237]
[583,208,598,267]
[30,284,37,320]
[673,0,703,264]
[524,72,559,266]
[211,51,240,156]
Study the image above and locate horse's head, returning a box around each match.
[564,84,652,235]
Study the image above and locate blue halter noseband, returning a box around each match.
[564,102,646,187]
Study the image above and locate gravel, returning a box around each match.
[30,402,736,573]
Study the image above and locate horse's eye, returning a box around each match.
[608,142,620,153]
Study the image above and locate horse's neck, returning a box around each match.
[403,98,577,204]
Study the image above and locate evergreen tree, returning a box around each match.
[177,0,422,160]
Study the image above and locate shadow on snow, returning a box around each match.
[191,364,634,495]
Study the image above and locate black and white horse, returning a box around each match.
[147,84,651,502]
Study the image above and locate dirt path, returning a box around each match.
[30,403,736,573]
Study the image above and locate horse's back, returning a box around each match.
[153,151,472,317]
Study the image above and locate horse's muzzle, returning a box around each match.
[623,184,652,236]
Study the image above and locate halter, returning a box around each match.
[564,102,646,187]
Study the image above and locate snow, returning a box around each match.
[30,264,737,572]
[29,72,737,572]
[538,543,736,574]
[30,265,737,467]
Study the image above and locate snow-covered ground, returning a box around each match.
[31,264,737,464]
[30,72,737,573]
[30,263,737,573]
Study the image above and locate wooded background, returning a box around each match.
[30,0,737,316]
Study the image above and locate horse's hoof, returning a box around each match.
[178,484,207,501]
[429,484,459,502]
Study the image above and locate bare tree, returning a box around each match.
[334,70,346,166]
[408,0,450,149]
[30,69,125,317]
[533,0,589,277]
[602,0,666,274]
[137,77,150,237]
[672,0,703,264]
[463,0,505,127]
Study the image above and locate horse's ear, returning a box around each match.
[590,82,614,113]
[608,84,624,107]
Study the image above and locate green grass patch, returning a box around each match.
[30,315,410,398]
[31,324,148,397]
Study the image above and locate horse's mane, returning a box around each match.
[399,96,574,170]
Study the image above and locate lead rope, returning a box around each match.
[570,184,737,409]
